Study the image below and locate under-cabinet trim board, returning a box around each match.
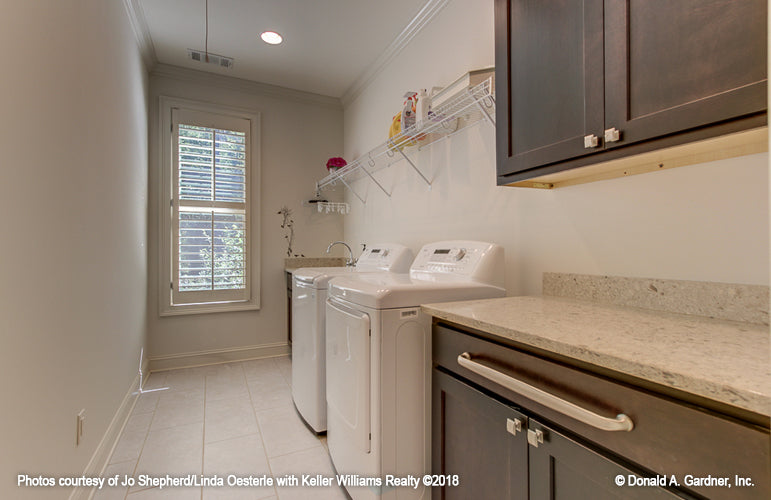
[507,126,768,189]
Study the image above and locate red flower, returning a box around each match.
[326,157,347,170]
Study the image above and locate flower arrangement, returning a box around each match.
[277,206,304,257]
[326,157,347,173]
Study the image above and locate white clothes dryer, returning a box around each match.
[291,244,413,433]
[325,241,506,500]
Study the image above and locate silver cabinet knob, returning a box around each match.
[507,418,522,436]
[584,134,599,148]
[604,128,621,143]
[527,428,545,448]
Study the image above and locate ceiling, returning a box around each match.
[136,0,436,99]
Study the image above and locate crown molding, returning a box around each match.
[122,0,158,69]
[340,0,451,108]
[151,63,343,109]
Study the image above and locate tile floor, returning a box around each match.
[93,356,347,500]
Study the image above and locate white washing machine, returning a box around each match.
[291,244,413,433]
[325,241,506,500]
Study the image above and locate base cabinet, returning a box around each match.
[433,369,688,500]
[432,322,770,500]
[527,420,685,500]
[433,370,528,499]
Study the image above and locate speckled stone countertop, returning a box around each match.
[285,257,346,274]
[422,296,770,417]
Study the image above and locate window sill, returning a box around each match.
[160,300,260,317]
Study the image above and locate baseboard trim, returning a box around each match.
[147,343,290,372]
[70,357,149,500]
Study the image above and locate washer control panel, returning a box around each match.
[355,243,413,272]
[410,241,502,281]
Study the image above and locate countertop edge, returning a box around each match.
[421,299,771,419]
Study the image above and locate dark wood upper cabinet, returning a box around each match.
[495,0,768,186]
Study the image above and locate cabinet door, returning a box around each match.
[528,420,691,500]
[604,0,767,148]
[432,369,528,500]
[495,0,605,178]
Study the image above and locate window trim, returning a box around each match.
[159,96,261,316]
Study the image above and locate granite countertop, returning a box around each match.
[422,295,770,417]
[285,256,347,274]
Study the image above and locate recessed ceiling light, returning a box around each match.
[260,31,283,45]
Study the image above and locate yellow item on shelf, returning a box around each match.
[388,112,402,139]
[388,111,419,150]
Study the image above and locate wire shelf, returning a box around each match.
[317,79,495,202]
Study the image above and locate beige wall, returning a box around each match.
[0,1,149,497]
[343,0,769,294]
[147,67,345,363]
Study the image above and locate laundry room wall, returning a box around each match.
[0,1,149,498]
[147,66,345,366]
[342,0,769,294]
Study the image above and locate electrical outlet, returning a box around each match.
[76,410,85,446]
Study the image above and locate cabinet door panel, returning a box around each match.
[495,0,604,177]
[604,0,767,147]
[528,420,691,499]
[432,369,528,500]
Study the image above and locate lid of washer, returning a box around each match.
[327,241,506,308]
[293,243,413,288]
[328,273,505,309]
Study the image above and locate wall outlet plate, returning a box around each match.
[76,409,85,446]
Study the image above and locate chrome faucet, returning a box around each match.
[326,241,356,266]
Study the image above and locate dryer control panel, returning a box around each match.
[410,241,505,288]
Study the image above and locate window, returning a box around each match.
[160,99,260,315]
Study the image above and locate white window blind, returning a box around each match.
[171,109,251,305]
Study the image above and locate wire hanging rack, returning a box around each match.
[316,79,495,203]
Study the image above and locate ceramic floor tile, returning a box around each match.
[202,486,278,500]
[248,379,293,411]
[126,486,201,499]
[162,368,206,394]
[142,372,169,391]
[110,413,153,464]
[247,374,289,392]
[245,371,287,389]
[274,356,292,383]
[201,361,245,378]
[204,396,260,444]
[205,365,248,399]
[109,358,333,500]
[203,487,276,500]
[93,460,136,500]
[203,434,275,499]
[270,446,347,500]
[242,358,280,381]
[276,482,349,500]
[150,390,205,431]
[255,406,322,458]
[122,412,154,437]
[133,391,161,415]
[205,378,249,403]
[135,422,203,477]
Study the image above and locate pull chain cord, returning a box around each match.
[204,0,209,63]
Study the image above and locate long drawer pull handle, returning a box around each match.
[457,352,634,432]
